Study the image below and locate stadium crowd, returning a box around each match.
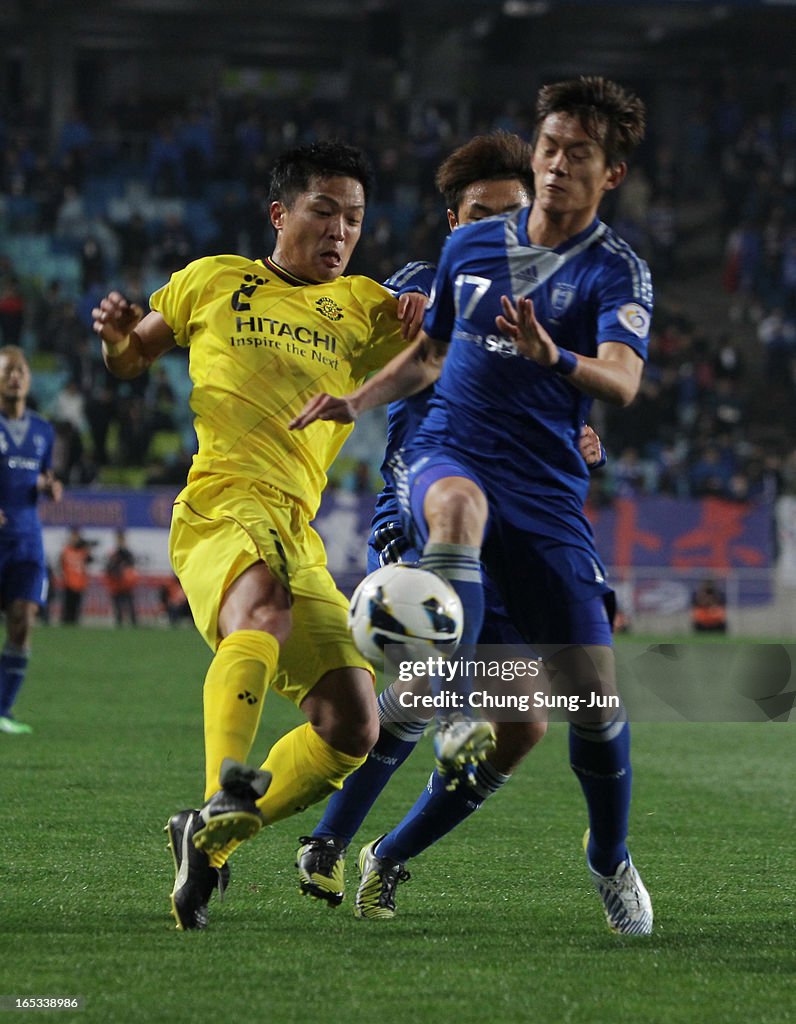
[1,74,795,502]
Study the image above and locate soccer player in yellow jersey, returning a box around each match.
[92,141,412,931]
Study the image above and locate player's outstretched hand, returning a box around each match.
[289,392,357,430]
[397,291,428,340]
[496,295,557,367]
[92,291,144,346]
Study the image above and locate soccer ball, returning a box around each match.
[348,564,463,665]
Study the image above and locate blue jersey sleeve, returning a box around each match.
[383,261,437,298]
[422,235,458,342]
[594,246,653,361]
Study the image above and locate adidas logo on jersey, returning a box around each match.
[515,264,539,283]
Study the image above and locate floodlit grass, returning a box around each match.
[1,627,794,1023]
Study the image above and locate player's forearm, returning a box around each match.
[349,333,444,415]
[555,352,640,407]
[94,298,174,379]
[498,297,643,407]
[552,338,644,408]
[102,331,153,379]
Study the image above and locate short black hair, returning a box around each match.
[535,76,646,167]
[267,140,375,206]
[434,131,535,212]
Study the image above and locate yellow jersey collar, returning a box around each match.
[263,256,316,287]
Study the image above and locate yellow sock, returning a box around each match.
[203,630,279,800]
[255,723,366,825]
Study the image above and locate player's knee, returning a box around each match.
[337,684,380,754]
[425,479,488,543]
[6,601,37,647]
[247,606,292,645]
[6,625,32,650]
[320,706,379,758]
[218,561,292,642]
[302,668,379,756]
[346,711,380,757]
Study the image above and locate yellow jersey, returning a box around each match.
[150,254,406,518]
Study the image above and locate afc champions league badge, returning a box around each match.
[617,302,651,338]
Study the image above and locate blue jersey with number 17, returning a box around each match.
[411,206,652,542]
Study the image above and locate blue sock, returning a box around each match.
[420,543,484,648]
[419,543,484,708]
[0,646,30,718]
[313,687,426,846]
[569,711,632,876]
[376,759,509,862]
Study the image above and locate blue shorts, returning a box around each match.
[398,450,613,647]
[0,535,48,609]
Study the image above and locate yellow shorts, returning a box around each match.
[169,473,373,706]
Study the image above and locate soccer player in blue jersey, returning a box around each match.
[296,132,605,912]
[0,346,62,734]
[296,132,535,904]
[295,131,606,905]
[291,77,653,935]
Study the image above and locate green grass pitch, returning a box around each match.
[1,627,793,1024]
